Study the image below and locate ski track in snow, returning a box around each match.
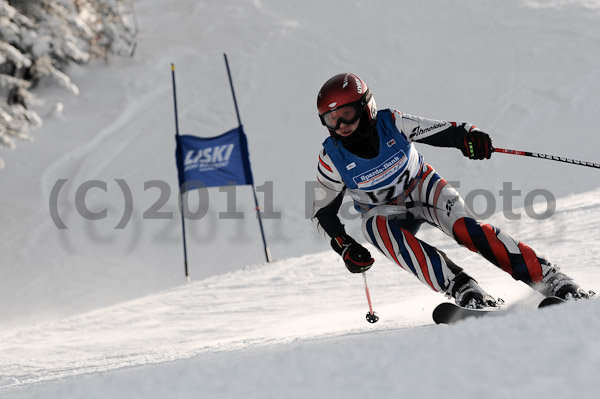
[40,86,168,193]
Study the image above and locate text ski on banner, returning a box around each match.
[175,126,254,192]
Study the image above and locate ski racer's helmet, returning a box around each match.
[317,73,377,134]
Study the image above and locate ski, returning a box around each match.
[538,292,596,308]
[433,296,573,324]
[432,302,501,325]
[538,296,566,308]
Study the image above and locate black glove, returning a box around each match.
[331,234,374,273]
[461,130,492,160]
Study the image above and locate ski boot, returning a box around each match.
[448,272,499,309]
[540,268,595,300]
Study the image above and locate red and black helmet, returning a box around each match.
[317,73,377,132]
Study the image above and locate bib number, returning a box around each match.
[366,169,411,204]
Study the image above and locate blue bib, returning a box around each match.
[323,109,417,192]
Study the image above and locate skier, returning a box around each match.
[311,72,593,309]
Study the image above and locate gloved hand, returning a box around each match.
[331,234,375,273]
[461,130,492,160]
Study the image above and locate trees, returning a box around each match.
[0,0,137,168]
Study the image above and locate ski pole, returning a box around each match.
[493,147,600,169]
[362,272,379,323]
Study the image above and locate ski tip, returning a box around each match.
[538,296,566,308]
[432,302,458,325]
[432,302,500,325]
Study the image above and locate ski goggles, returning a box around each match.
[319,102,362,130]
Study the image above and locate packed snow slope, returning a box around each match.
[1,0,600,396]
[2,189,600,398]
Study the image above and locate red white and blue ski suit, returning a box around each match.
[312,108,553,295]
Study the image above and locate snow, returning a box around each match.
[1,0,600,397]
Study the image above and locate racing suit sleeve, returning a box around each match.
[391,109,480,148]
[311,149,347,240]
